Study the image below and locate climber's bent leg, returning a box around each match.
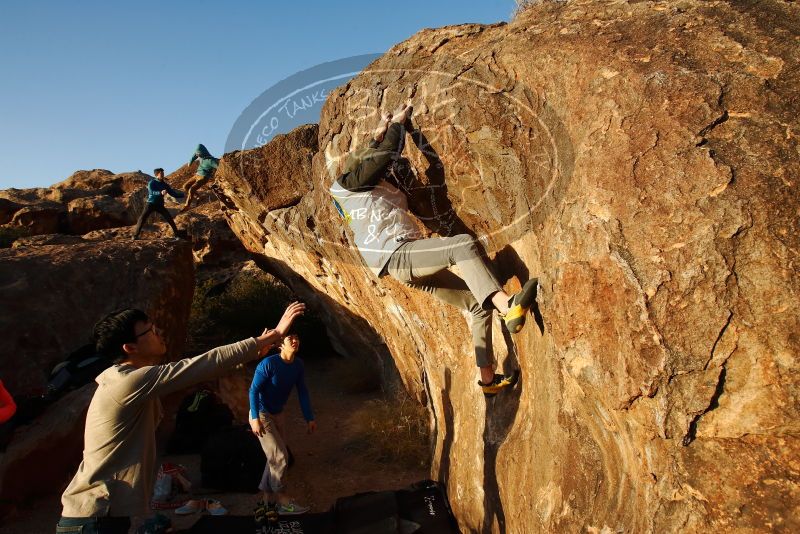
[385,235,502,309]
[385,236,525,396]
[133,203,156,238]
[181,173,211,212]
[154,204,180,236]
[388,266,493,369]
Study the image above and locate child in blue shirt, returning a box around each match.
[249,326,316,518]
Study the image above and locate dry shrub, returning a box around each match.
[188,273,291,352]
[187,270,336,361]
[348,393,431,470]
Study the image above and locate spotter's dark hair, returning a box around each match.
[93,309,149,362]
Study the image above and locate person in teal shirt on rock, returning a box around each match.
[181,144,219,212]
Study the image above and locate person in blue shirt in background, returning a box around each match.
[132,168,185,240]
[249,321,316,520]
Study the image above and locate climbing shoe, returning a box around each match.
[255,500,278,529]
[479,372,519,398]
[266,502,279,523]
[276,501,310,515]
[254,500,268,527]
[502,278,538,333]
[254,500,265,527]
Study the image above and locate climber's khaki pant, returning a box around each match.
[256,412,288,494]
[385,234,502,368]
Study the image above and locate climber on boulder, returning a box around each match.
[181,143,219,212]
[330,104,537,397]
[132,168,184,240]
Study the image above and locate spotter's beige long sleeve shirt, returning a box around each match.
[60,338,258,518]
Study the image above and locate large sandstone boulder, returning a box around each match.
[66,195,135,235]
[223,124,318,210]
[0,240,194,397]
[8,203,65,234]
[53,169,148,198]
[176,203,249,266]
[213,1,800,532]
[0,171,151,239]
[0,240,195,504]
[53,169,116,191]
[0,198,22,225]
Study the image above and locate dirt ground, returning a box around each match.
[0,359,430,533]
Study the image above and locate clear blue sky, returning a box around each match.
[0,0,513,189]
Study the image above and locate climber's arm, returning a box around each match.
[339,123,405,192]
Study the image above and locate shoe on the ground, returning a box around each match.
[502,278,538,333]
[479,372,519,398]
[175,499,204,515]
[206,499,227,516]
[276,502,310,515]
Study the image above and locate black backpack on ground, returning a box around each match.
[200,425,265,492]
[167,389,234,454]
[47,343,114,401]
[334,480,458,534]
[395,480,460,533]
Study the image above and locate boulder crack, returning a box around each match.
[695,110,729,146]
[703,309,733,370]
[681,357,730,447]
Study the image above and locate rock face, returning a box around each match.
[0,240,194,396]
[0,170,148,237]
[214,1,800,532]
[224,124,319,210]
[0,240,195,503]
[1,163,248,271]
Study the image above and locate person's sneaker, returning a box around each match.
[206,499,227,516]
[479,372,519,398]
[253,500,266,527]
[266,502,279,523]
[276,502,310,515]
[175,499,205,515]
[502,278,538,333]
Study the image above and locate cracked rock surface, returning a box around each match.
[213,1,798,531]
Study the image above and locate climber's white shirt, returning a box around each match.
[330,178,421,275]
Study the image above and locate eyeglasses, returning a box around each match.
[135,325,154,338]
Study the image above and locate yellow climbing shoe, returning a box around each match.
[502,278,538,333]
[479,372,520,398]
